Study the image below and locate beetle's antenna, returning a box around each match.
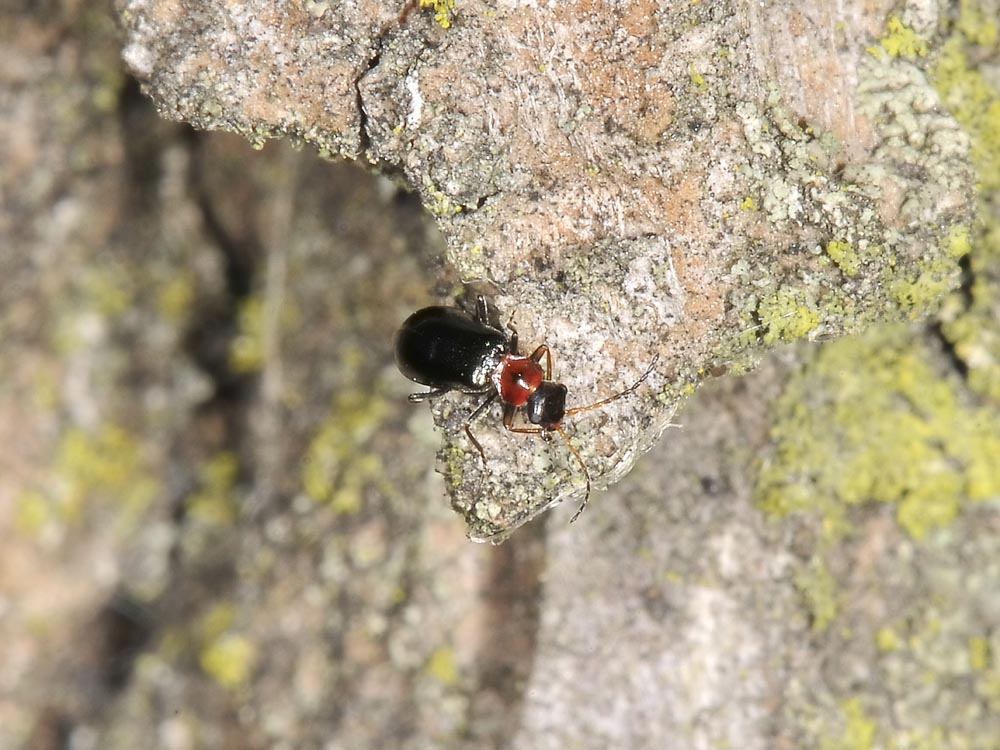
[565,354,659,417]
[555,426,592,522]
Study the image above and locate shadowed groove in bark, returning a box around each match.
[26,592,155,750]
[118,76,166,217]
[37,81,264,741]
[930,251,975,381]
[465,516,548,748]
[92,590,155,692]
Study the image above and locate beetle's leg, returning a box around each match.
[502,412,592,520]
[528,344,553,380]
[396,0,419,24]
[564,354,659,416]
[501,404,529,433]
[464,392,498,464]
[476,294,508,335]
[408,387,449,403]
[504,425,545,435]
[475,295,491,325]
[556,426,592,522]
[504,317,520,354]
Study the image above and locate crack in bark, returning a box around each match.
[464,519,548,748]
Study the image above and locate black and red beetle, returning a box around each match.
[395,296,656,520]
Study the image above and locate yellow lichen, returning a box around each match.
[825,240,860,277]
[426,646,459,685]
[230,296,265,373]
[794,557,838,631]
[423,180,464,216]
[156,275,195,323]
[419,0,454,29]
[757,288,820,343]
[443,444,466,489]
[932,9,1000,402]
[199,602,236,640]
[229,295,300,374]
[934,42,1000,193]
[969,636,991,672]
[83,267,132,317]
[755,325,1000,540]
[867,16,928,59]
[71,426,155,515]
[14,490,53,534]
[196,603,257,688]
[688,64,706,89]
[832,698,876,750]
[980,669,1000,713]
[876,626,899,651]
[945,224,972,259]
[187,452,239,524]
[890,253,962,318]
[302,388,391,512]
[200,633,257,690]
[955,0,999,50]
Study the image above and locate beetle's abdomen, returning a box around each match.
[394,306,507,391]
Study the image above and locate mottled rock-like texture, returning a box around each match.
[118,0,977,539]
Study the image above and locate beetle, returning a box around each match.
[394,295,657,520]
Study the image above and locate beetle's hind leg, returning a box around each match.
[528,344,553,379]
[474,294,505,331]
[408,387,449,403]
[464,392,498,464]
[475,295,491,325]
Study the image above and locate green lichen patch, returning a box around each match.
[200,633,257,690]
[755,324,1000,541]
[931,4,1000,403]
[727,78,973,371]
[825,240,860,277]
[425,645,459,685]
[155,274,196,325]
[955,0,999,48]
[229,296,265,374]
[419,0,455,29]
[81,266,134,318]
[688,64,707,90]
[933,33,1000,193]
[229,293,302,374]
[968,635,991,672]
[792,570,1000,750]
[15,424,158,534]
[301,388,392,513]
[889,235,969,318]
[196,603,257,691]
[757,287,821,344]
[866,16,928,59]
[794,556,838,632]
[980,665,1000,714]
[187,452,239,525]
[824,697,876,750]
[875,626,900,652]
[422,178,466,217]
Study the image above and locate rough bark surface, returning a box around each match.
[118,0,976,538]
